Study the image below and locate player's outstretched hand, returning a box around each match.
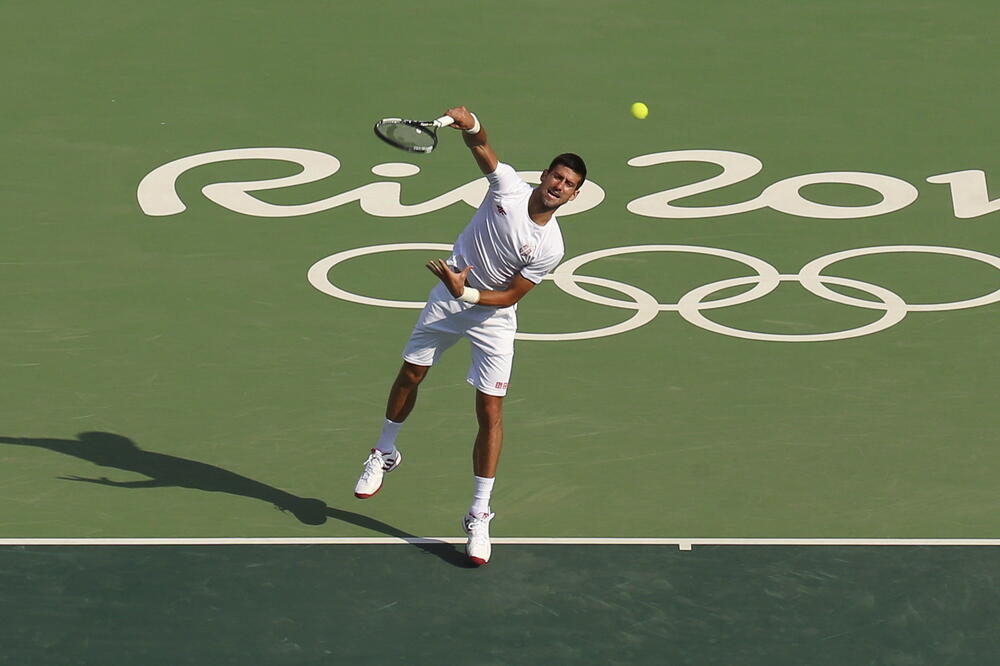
[426,258,472,298]
[444,106,476,132]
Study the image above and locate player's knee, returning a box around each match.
[399,362,429,387]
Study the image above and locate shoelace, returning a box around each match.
[465,514,491,534]
[360,452,384,480]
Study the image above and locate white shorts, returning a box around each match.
[402,283,517,397]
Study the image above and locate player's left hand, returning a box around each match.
[426,258,472,298]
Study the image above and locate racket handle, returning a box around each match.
[434,115,457,128]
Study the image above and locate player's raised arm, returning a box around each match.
[445,106,498,175]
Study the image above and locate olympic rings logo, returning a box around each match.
[307,243,1000,343]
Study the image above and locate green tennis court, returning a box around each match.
[3,1,1000,662]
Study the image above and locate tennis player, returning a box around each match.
[354,105,586,566]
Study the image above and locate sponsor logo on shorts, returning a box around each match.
[495,381,508,390]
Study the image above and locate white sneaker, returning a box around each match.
[353,448,402,499]
[462,511,495,566]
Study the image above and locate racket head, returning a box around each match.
[373,118,439,153]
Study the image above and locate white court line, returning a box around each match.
[2,537,1000,550]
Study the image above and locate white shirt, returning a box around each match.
[447,163,565,292]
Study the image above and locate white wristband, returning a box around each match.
[464,113,481,135]
[457,287,481,304]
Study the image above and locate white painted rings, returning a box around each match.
[308,243,1000,342]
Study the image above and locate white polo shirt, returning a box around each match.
[447,163,565,293]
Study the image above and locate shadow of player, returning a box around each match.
[0,432,472,567]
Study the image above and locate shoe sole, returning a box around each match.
[354,483,382,499]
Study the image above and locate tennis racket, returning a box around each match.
[373,115,456,153]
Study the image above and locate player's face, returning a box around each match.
[538,165,583,209]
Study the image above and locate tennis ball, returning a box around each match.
[630,102,649,119]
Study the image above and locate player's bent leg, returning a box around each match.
[354,362,428,499]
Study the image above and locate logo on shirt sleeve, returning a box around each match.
[519,243,535,259]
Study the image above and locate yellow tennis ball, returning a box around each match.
[630,102,649,119]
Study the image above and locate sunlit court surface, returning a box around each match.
[3,1,1000,663]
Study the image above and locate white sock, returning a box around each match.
[469,475,495,516]
[376,419,402,455]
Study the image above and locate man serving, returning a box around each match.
[354,105,587,566]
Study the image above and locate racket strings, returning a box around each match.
[376,121,436,151]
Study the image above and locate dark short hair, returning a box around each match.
[548,153,587,186]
